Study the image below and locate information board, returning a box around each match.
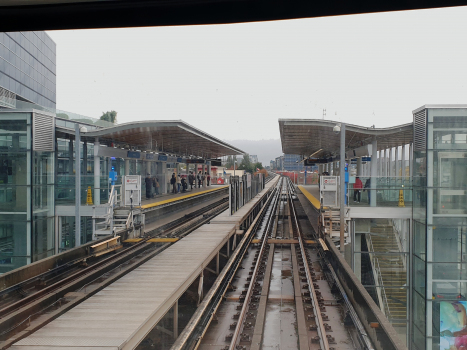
[123,175,141,207]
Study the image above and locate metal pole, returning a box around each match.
[340,123,345,253]
[75,123,81,247]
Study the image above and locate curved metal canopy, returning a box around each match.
[83,120,244,159]
[279,119,413,158]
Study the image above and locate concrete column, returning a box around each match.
[356,157,363,177]
[384,148,389,177]
[388,148,394,177]
[125,159,130,176]
[371,139,377,207]
[173,300,178,339]
[402,144,406,179]
[395,146,400,179]
[378,150,382,176]
[94,138,100,205]
[83,141,87,176]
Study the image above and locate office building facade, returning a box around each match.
[0,32,56,110]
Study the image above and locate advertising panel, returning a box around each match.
[440,301,467,349]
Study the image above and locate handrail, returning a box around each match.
[366,234,391,319]
[125,211,133,229]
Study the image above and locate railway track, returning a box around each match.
[174,176,373,350]
[0,196,229,349]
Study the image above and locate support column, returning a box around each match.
[395,146,400,179]
[162,161,167,194]
[409,143,413,179]
[402,144,407,180]
[385,148,389,177]
[83,141,87,176]
[356,157,363,177]
[216,252,220,275]
[197,271,204,305]
[173,300,178,339]
[378,150,383,176]
[339,123,345,253]
[125,159,130,176]
[371,139,377,207]
[94,138,100,205]
[75,124,81,247]
[388,148,394,177]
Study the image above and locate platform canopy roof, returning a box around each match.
[83,120,244,159]
[279,119,413,159]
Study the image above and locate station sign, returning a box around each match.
[186,159,205,164]
[177,157,183,163]
[158,155,168,162]
[127,151,141,159]
[167,156,178,163]
[362,156,371,162]
[145,153,155,160]
[211,159,222,166]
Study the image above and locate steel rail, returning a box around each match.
[286,178,330,350]
[0,198,229,343]
[227,179,282,350]
[171,182,279,350]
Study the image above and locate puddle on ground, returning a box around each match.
[282,258,289,261]
[281,270,292,277]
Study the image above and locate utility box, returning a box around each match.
[320,176,339,207]
[123,175,141,207]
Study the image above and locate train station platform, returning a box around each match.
[140,185,228,210]
[297,185,320,210]
[11,176,279,350]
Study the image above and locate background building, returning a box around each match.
[283,154,304,171]
[249,154,258,164]
[0,32,56,110]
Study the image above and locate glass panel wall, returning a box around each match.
[0,113,32,273]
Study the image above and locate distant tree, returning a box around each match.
[100,110,117,123]
[225,155,237,169]
[253,162,263,170]
[239,154,253,173]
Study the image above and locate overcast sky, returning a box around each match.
[48,6,467,141]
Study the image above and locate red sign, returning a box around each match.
[217,178,224,184]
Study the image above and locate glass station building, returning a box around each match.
[279,105,467,350]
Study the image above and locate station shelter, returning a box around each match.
[279,105,467,350]
[0,102,243,273]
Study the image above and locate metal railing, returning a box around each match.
[366,234,391,319]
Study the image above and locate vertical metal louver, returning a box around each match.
[413,109,427,151]
[0,86,16,108]
[33,113,54,151]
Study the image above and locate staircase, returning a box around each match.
[367,222,407,327]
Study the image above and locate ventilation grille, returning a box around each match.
[413,109,427,151]
[33,113,54,151]
[0,86,16,108]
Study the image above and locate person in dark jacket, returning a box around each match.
[363,178,371,204]
[207,173,211,186]
[197,171,202,188]
[145,174,152,199]
[181,177,187,192]
[170,173,176,193]
[188,172,194,190]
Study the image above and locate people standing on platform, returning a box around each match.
[197,171,202,188]
[154,177,160,196]
[188,172,194,190]
[181,176,187,192]
[207,173,211,186]
[353,176,363,203]
[176,175,181,193]
[170,173,177,193]
[145,174,153,199]
[364,178,371,204]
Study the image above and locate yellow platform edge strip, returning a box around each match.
[124,238,179,243]
[297,185,321,210]
[141,185,228,209]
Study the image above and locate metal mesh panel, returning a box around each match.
[323,191,337,207]
[33,113,54,151]
[413,109,427,151]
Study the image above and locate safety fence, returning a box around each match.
[229,173,265,215]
